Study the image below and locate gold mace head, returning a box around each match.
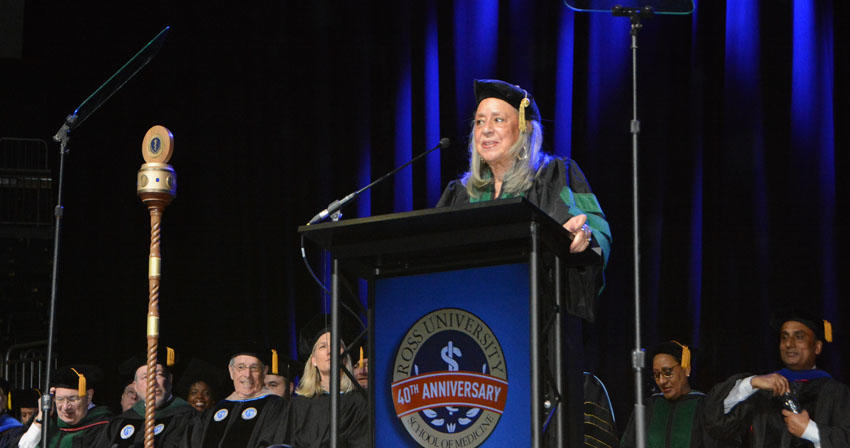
[138,125,177,205]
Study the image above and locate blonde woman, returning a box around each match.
[287,318,368,447]
[295,331,356,398]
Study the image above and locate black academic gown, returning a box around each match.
[621,391,728,448]
[436,156,611,321]
[704,373,850,448]
[92,396,195,448]
[183,393,287,448]
[286,391,368,448]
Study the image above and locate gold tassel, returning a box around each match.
[7,390,10,410]
[672,340,691,369]
[824,320,833,343]
[71,368,86,397]
[167,346,176,367]
[518,97,531,133]
[271,349,279,375]
[358,347,364,369]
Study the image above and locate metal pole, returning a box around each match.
[529,221,541,448]
[41,128,70,444]
[628,16,647,448]
[330,259,340,448]
[554,256,565,447]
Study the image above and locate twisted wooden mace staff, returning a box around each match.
[136,125,176,448]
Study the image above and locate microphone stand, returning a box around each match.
[40,113,76,443]
[612,6,653,448]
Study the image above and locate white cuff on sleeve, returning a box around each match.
[723,375,757,414]
[801,419,820,447]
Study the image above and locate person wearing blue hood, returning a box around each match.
[0,378,26,447]
[704,310,850,448]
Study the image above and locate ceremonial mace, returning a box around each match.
[136,125,177,448]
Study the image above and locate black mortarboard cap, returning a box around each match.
[175,357,227,398]
[474,79,541,123]
[224,340,270,366]
[649,341,692,369]
[11,388,40,408]
[52,364,103,394]
[119,346,181,381]
[770,308,833,342]
[298,313,363,362]
[268,349,303,379]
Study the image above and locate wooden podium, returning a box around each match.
[298,198,602,447]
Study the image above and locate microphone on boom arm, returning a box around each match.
[307,137,451,225]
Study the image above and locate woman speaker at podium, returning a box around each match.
[437,79,612,311]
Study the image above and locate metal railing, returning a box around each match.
[0,137,53,227]
[2,340,51,390]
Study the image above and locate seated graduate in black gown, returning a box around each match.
[183,342,288,448]
[621,341,728,448]
[176,357,225,414]
[92,347,195,447]
[264,349,299,400]
[287,315,368,448]
[18,365,113,448]
[436,79,611,317]
[704,309,850,448]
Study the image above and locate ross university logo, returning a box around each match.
[149,137,161,154]
[392,308,507,447]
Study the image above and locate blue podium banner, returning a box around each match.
[374,263,531,447]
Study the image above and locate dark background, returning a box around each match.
[1,0,847,433]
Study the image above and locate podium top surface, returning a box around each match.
[298,198,600,277]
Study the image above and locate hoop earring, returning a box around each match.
[518,144,529,161]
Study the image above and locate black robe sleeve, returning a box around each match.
[435,180,467,208]
[703,373,764,446]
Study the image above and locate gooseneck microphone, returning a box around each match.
[307,137,450,225]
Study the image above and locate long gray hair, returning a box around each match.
[463,120,544,198]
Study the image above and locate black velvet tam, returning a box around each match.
[474,78,541,122]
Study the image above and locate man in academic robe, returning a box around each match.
[18,365,113,448]
[183,343,287,448]
[92,348,195,447]
[704,310,850,447]
[264,349,299,400]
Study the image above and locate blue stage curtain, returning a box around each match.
[17,0,843,415]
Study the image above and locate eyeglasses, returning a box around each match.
[135,370,168,382]
[232,363,263,373]
[54,395,84,405]
[652,367,676,381]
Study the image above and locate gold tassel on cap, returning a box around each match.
[271,349,279,375]
[824,320,833,343]
[6,390,10,410]
[358,347,364,369]
[518,96,531,133]
[672,340,691,369]
[70,367,86,397]
[167,346,176,367]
